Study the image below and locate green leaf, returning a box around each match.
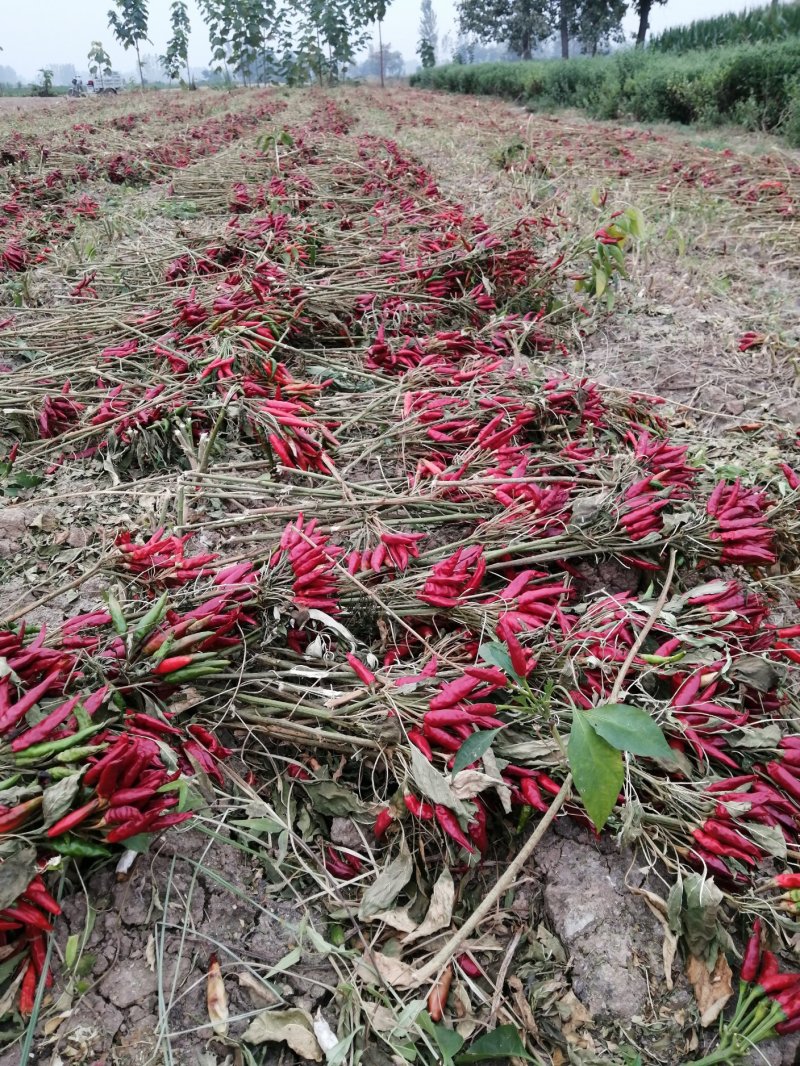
[451,728,504,777]
[478,641,513,676]
[584,704,674,761]
[304,779,368,817]
[42,773,82,829]
[359,843,413,919]
[432,1022,465,1060]
[568,713,624,831]
[64,933,80,970]
[683,872,723,960]
[409,746,467,816]
[455,1024,534,1062]
[0,844,37,911]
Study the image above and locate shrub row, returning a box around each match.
[409,41,800,145]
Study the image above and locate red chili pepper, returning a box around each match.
[346,652,376,686]
[0,797,43,834]
[701,820,762,858]
[374,808,394,840]
[741,920,762,982]
[434,805,477,854]
[766,762,800,806]
[467,801,488,854]
[10,694,82,752]
[324,846,361,880]
[0,903,53,932]
[22,879,61,917]
[108,785,158,807]
[691,828,756,865]
[46,798,100,838]
[404,794,434,820]
[287,762,312,780]
[423,708,504,730]
[18,959,37,1015]
[706,775,757,793]
[457,954,481,978]
[0,670,62,733]
[421,724,463,752]
[84,736,131,786]
[429,675,478,710]
[776,873,800,889]
[520,777,548,811]
[408,729,433,761]
[152,655,196,676]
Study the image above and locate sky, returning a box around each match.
[1,0,759,80]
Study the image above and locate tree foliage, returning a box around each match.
[87,41,113,77]
[161,0,192,82]
[108,0,150,87]
[457,0,553,59]
[356,42,405,77]
[574,0,626,52]
[418,0,439,62]
[457,0,628,59]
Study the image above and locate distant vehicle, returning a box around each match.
[85,72,123,95]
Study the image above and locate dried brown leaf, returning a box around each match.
[687,952,733,1027]
[404,868,454,944]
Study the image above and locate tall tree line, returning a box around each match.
[456,0,664,59]
[105,0,393,87]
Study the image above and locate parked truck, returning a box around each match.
[85,72,123,94]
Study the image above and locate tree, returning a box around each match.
[87,41,113,77]
[574,0,626,54]
[418,0,438,62]
[356,42,405,77]
[198,0,282,85]
[417,38,436,67]
[108,0,150,88]
[632,0,666,45]
[362,0,390,87]
[161,0,192,82]
[36,69,54,97]
[458,0,553,59]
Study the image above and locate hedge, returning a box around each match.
[409,41,800,145]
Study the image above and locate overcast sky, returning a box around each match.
[1,0,756,79]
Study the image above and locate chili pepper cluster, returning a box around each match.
[0,559,259,1007]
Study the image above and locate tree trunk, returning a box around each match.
[635,0,652,46]
[378,19,385,88]
[559,0,569,59]
[521,28,532,59]
[135,42,144,89]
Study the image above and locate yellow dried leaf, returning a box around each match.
[207,954,229,1037]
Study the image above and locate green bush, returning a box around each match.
[782,82,800,145]
[409,39,800,139]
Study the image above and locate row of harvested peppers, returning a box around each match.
[0,559,259,1013]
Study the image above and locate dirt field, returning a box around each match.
[1,87,799,1066]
